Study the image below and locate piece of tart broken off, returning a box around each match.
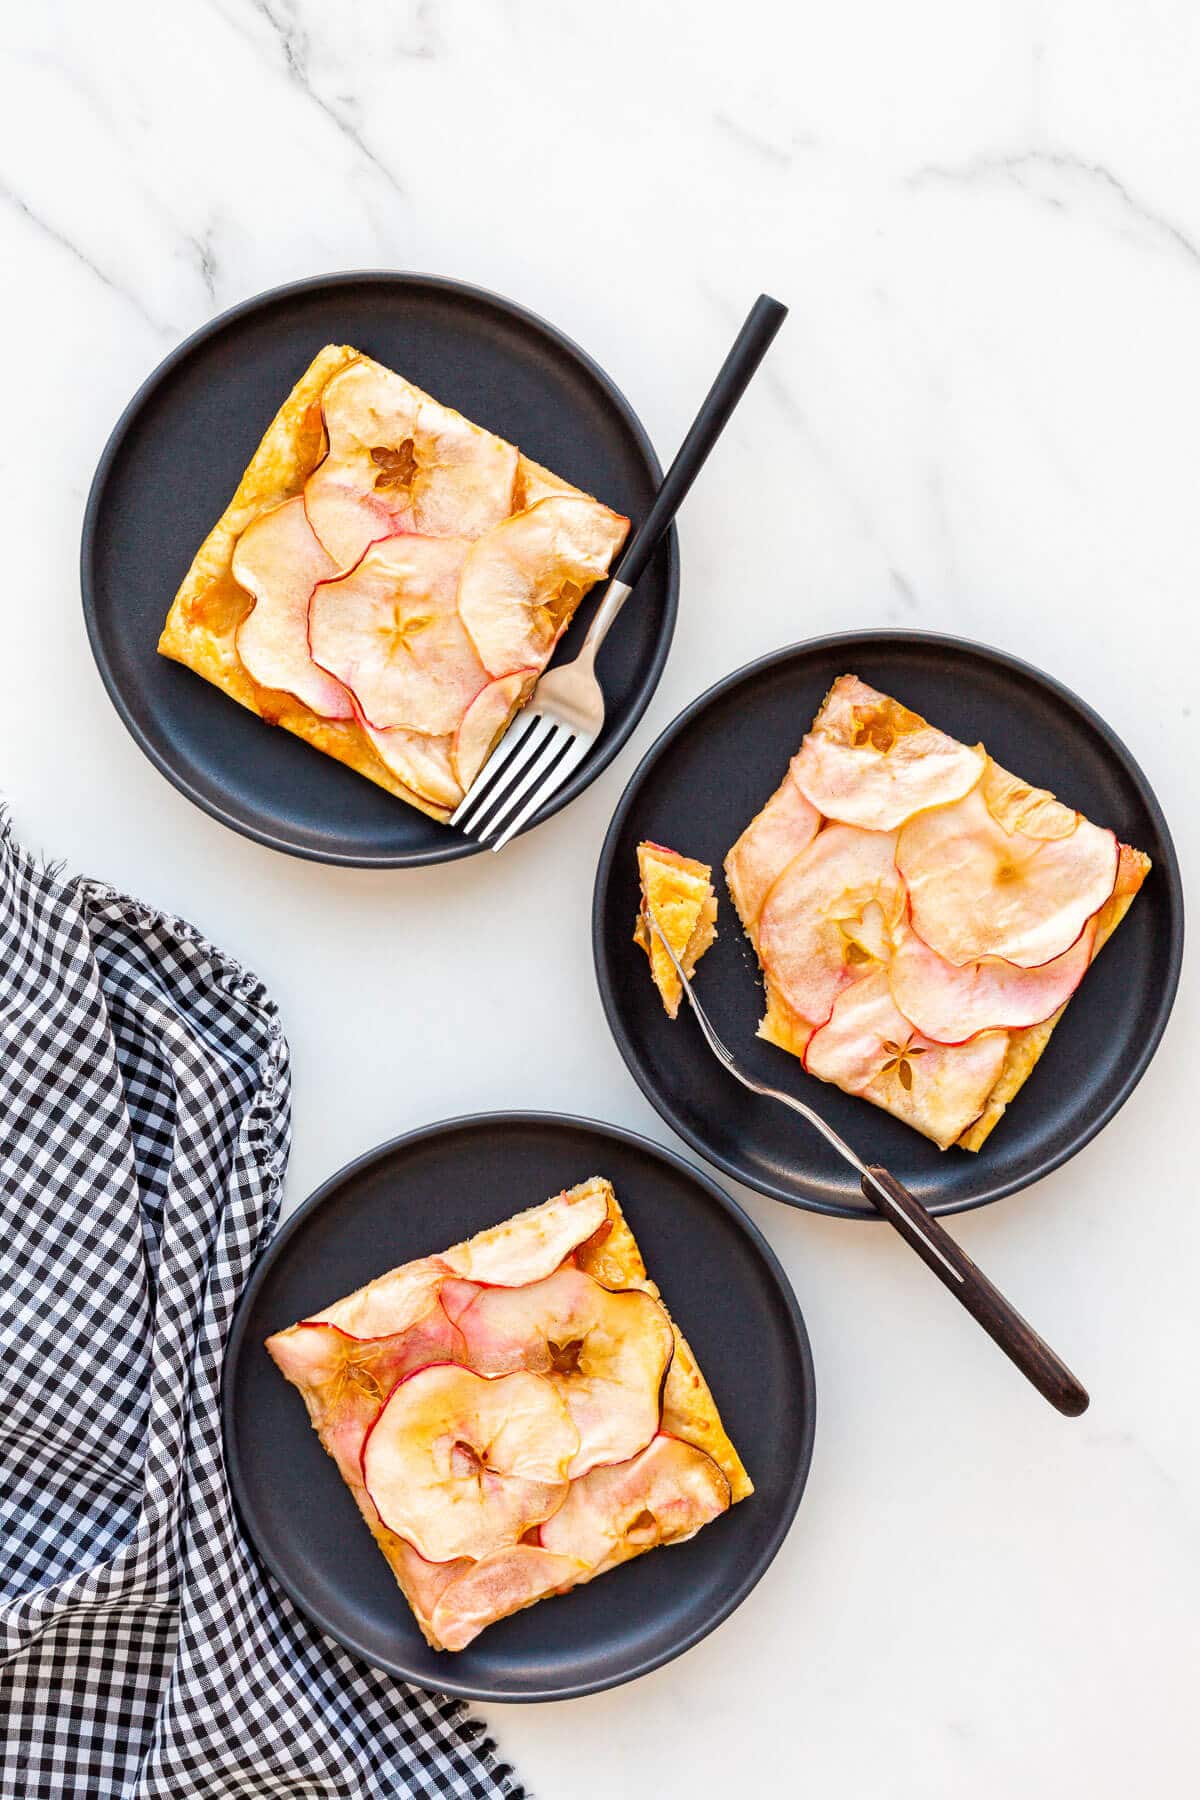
[633,842,718,1019]
[265,1177,751,1651]
[158,346,628,822]
[724,673,1149,1152]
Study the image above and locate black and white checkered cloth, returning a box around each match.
[0,819,524,1799]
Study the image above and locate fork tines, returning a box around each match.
[451,712,585,851]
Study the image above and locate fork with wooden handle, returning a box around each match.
[645,907,1090,1417]
[451,294,789,850]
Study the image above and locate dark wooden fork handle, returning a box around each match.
[862,1166,1089,1416]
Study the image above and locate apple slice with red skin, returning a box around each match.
[897,783,1119,969]
[803,968,1009,1150]
[410,400,521,540]
[307,1255,448,1339]
[308,534,485,737]
[265,1301,465,1483]
[757,824,907,1030]
[304,361,421,566]
[539,1433,731,1576]
[391,1536,473,1632]
[453,670,534,792]
[358,719,463,811]
[429,1545,589,1652]
[724,763,821,931]
[457,496,628,677]
[361,1364,578,1563]
[439,1184,611,1288]
[304,360,518,568]
[453,1266,675,1478]
[791,674,985,831]
[232,498,352,718]
[888,914,1097,1044]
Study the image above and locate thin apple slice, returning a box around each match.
[361,722,462,811]
[724,765,821,933]
[457,496,628,677]
[757,824,906,1028]
[454,1266,674,1478]
[391,1537,473,1632]
[440,1182,611,1288]
[430,1544,588,1652]
[309,534,485,737]
[791,675,985,830]
[889,916,1097,1044]
[307,1256,449,1339]
[540,1434,730,1576]
[980,758,1078,839]
[407,400,521,540]
[896,783,1119,969]
[362,1364,578,1562]
[305,361,421,566]
[804,969,1009,1150]
[265,1301,464,1483]
[438,1278,483,1327]
[453,670,534,792]
[304,360,517,567]
[231,498,352,718]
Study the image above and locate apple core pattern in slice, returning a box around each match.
[804,968,1009,1150]
[757,823,906,1029]
[304,359,518,567]
[539,1433,730,1576]
[361,1364,578,1563]
[791,674,986,831]
[897,784,1119,969]
[454,1266,676,1478]
[308,534,484,737]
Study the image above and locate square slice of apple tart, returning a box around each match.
[725,674,1150,1152]
[158,346,629,821]
[266,1178,751,1651]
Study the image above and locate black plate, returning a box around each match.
[82,273,677,866]
[222,1112,815,1701]
[594,631,1183,1219]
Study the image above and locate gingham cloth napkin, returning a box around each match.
[0,820,524,1800]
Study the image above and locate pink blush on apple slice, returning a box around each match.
[897,784,1119,969]
[888,916,1097,1044]
[232,498,353,718]
[308,534,484,737]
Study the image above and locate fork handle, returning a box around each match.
[862,1166,1090,1417]
[612,293,788,591]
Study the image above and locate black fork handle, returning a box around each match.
[613,294,788,590]
[863,1166,1090,1416]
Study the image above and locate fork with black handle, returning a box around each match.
[645,907,1089,1417]
[452,294,789,850]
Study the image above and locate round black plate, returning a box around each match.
[594,631,1183,1219]
[83,272,677,866]
[222,1112,815,1701]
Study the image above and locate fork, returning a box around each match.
[451,294,789,850]
[643,906,1090,1417]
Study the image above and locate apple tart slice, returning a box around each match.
[726,674,1150,1151]
[158,346,629,821]
[266,1178,751,1651]
[633,842,718,1018]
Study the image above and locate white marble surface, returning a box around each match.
[2,1,1198,1793]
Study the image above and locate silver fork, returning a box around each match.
[643,905,1090,1417]
[451,294,789,850]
